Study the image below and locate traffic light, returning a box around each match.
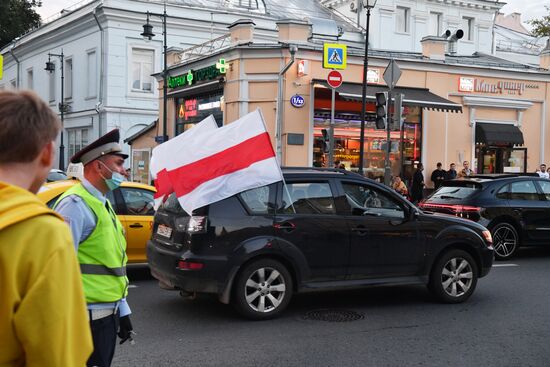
[390,93,404,131]
[321,129,329,153]
[375,92,388,130]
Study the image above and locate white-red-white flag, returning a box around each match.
[150,115,218,209]
[165,109,282,215]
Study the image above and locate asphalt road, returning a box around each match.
[114,247,550,367]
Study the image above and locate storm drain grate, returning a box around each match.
[302,309,364,322]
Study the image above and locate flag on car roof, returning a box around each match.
[150,115,218,210]
[165,109,283,215]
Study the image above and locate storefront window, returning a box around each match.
[476,146,526,174]
[175,91,223,135]
[313,105,422,183]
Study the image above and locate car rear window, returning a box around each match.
[161,193,187,215]
[428,184,481,201]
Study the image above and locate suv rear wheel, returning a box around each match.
[232,259,293,320]
[491,222,519,260]
[429,249,478,303]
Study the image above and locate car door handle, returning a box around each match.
[129,223,143,228]
[273,221,296,232]
[351,226,368,236]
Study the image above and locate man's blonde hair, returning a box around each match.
[0,90,61,163]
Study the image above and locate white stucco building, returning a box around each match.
[0,0,361,169]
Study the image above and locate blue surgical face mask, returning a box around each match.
[99,161,126,191]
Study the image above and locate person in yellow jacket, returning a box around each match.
[0,90,92,366]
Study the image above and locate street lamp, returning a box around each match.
[358,0,377,175]
[45,50,66,170]
[141,4,168,142]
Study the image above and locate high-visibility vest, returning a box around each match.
[56,183,128,303]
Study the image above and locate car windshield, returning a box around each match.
[428,184,480,201]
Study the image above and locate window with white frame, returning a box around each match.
[131,48,154,92]
[429,12,442,36]
[86,50,97,98]
[65,58,73,99]
[68,128,89,159]
[49,67,56,102]
[27,68,33,89]
[462,17,474,41]
[396,7,410,33]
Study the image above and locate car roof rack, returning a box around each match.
[281,166,365,179]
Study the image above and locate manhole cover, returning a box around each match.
[302,309,364,322]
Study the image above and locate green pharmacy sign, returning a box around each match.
[168,59,227,89]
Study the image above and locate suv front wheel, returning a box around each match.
[428,249,478,303]
[232,259,293,320]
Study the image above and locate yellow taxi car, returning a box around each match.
[38,179,156,264]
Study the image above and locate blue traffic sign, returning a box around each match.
[290,94,305,108]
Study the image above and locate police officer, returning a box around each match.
[54,129,134,367]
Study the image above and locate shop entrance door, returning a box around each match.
[478,147,526,174]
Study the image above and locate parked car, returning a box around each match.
[47,169,68,182]
[147,168,493,320]
[38,179,156,263]
[420,174,550,260]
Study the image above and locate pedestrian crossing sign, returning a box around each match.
[323,43,347,70]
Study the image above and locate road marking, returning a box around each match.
[492,264,519,268]
[128,284,139,288]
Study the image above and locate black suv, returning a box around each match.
[420,175,550,260]
[147,168,493,319]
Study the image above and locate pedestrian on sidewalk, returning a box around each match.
[411,163,425,204]
[0,90,92,367]
[430,162,447,190]
[54,129,134,367]
[446,163,457,180]
[536,164,549,179]
[458,160,473,178]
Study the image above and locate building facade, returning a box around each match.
[0,0,360,170]
[138,19,550,187]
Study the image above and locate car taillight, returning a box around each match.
[187,216,207,233]
[420,203,481,214]
[482,230,493,247]
[177,260,204,270]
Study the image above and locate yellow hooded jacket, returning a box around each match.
[0,181,92,367]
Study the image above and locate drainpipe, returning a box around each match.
[275,44,297,165]
[9,41,21,88]
[93,4,105,138]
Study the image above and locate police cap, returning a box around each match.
[70,129,128,165]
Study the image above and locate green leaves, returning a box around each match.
[528,6,550,38]
[0,0,42,49]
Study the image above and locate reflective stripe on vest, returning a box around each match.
[56,183,128,303]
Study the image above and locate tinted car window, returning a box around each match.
[537,180,550,200]
[496,184,510,200]
[120,187,155,215]
[430,185,479,200]
[342,182,404,219]
[239,186,271,214]
[47,170,67,182]
[162,193,186,214]
[510,181,539,201]
[281,182,335,215]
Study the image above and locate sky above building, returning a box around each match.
[36,0,549,24]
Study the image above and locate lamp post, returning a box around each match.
[141,3,168,141]
[358,0,377,175]
[45,50,65,170]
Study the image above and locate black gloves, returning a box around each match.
[118,315,135,345]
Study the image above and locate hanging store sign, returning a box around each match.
[367,69,380,84]
[459,76,539,95]
[168,60,227,89]
[297,60,309,77]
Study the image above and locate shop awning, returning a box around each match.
[314,80,462,113]
[475,123,524,146]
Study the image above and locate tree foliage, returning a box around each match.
[528,6,550,38]
[0,0,42,49]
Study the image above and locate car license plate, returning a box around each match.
[157,224,172,238]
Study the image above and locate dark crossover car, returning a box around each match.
[147,168,493,320]
[420,174,550,260]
